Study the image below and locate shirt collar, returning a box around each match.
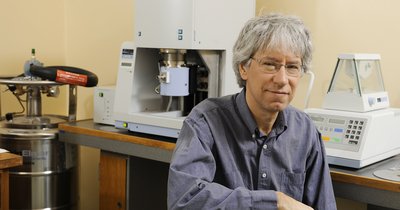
[273,111,287,137]
[235,88,288,139]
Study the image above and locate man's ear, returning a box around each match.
[239,64,248,80]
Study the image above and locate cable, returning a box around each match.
[166,96,173,112]
[2,85,26,120]
[12,93,25,114]
[304,71,315,109]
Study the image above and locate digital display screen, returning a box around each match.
[121,62,132,67]
[311,116,324,122]
[122,49,134,55]
[329,118,345,125]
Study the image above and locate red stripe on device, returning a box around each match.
[56,69,88,86]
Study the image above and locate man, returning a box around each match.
[168,13,337,210]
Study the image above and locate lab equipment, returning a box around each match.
[0,51,85,209]
[373,163,400,181]
[0,80,78,209]
[322,54,389,112]
[23,48,43,77]
[306,107,400,168]
[94,86,115,125]
[305,53,400,168]
[113,0,255,137]
[30,65,98,87]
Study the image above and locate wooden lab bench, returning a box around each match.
[59,120,400,210]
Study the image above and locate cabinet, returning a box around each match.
[100,152,128,210]
[99,151,169,210]
[135,0,255,49]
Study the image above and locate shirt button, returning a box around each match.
[262,173,267,178]
[263,144,268,150]
[252,134,256,139]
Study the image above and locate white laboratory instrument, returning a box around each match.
[113,0,255,137]
[322,54,389,112]
[94,86,115,125]
[306,107,400,168]
[305,54,400,168]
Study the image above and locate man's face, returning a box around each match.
[240,49,302,114]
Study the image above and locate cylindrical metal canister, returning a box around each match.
[0,116,78,210]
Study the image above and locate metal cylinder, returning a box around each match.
[159,49,186,67]
[26,86,42,117]
[0,117,78,210]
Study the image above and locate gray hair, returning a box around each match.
[232,13,313,87]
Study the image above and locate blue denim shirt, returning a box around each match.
[168,89,337,210]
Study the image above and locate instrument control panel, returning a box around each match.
[308,113,367,152]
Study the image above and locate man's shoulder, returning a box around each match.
[188,94,237,119]
[284,105,314,125]
[196,94,236,111]
[284,105,305,115]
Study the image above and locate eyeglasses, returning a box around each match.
[250,57,303,77]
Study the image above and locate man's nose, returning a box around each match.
[273,66,289,85]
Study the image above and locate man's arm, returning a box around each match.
[303,131,337,210]
[168,119,279,210]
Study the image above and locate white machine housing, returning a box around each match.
[306,53,400,168]
[113,0,255,137]
[305,108,400,168]
[94,86,116,125]
[322,54,389,112]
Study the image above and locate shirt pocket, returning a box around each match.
[280,171,306,201]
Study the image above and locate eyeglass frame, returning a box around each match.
[249,57,304,77]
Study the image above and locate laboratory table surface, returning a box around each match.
[0,152,22,170]
[59,120,400,210]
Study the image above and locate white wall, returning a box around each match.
[64,1,134,209]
